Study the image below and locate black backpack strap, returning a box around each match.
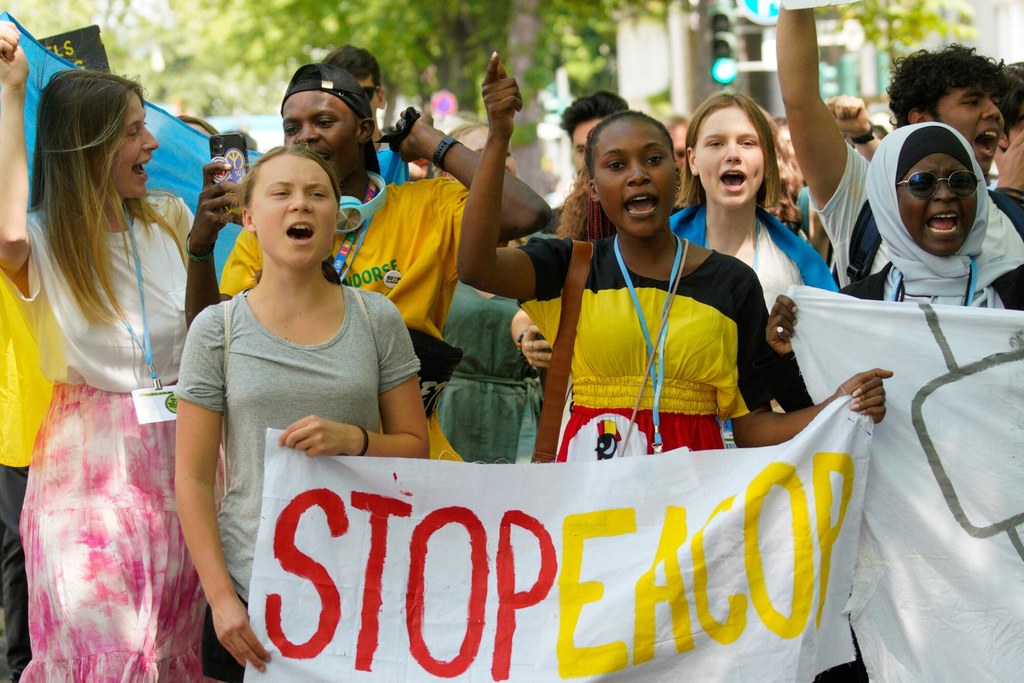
[988,189,1024,242]
[846,200,882,283]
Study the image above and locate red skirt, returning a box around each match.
[558,406,724,462]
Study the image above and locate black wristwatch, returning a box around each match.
[432,135,459,171]
[848,129,874,145]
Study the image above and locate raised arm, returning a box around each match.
[399,81,550,242]
[0,22,31,291]
[776,8,850,208]
[184,161,236,326]
[457,53,539,301]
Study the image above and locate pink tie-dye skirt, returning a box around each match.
[19,383,206,681]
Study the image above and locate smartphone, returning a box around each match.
[209,133,248,183]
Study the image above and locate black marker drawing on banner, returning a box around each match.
[911,304,1024,562]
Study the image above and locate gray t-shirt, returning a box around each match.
[176,287,419,600]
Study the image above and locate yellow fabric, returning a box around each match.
[522,284,749,421]
[1,285,52,466]
[219,178,468,460]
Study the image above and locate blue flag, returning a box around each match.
[3,12,410,277]
[1,12,243,273]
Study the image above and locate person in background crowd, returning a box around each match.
[767,114,807,235]
[995,62,1024,205]
[178,113,219,136]
[666,113,689,167]
[436,122,542,463]
[324,44,409,184]
[671,92,837,310]
[0,22,206,678]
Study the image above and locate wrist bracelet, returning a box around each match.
[186,230,215,262]
[516,330,528,347]
[355,425,369,457]
[848,130,874,145]
[432,135,458,171]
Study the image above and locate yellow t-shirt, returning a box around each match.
[219,178,468,460]
[1,284,52,467]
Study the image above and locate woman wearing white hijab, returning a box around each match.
[770,122,1024,349]
[851,121,1024,306]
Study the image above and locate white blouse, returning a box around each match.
[2,196,192,392]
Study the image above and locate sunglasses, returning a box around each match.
[896,170,978,199]
[362,85,380,101]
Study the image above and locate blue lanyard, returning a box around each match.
[613,235,683,453]
[121,209,162,390]
[891,255,977,306]
[333,216,373,281]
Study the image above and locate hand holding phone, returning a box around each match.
[209,133,248,183]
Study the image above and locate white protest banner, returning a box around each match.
[790,286,1024,682]
[244,401,872,681]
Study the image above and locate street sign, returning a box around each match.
[737,0,780,26]
[430,90,458,118]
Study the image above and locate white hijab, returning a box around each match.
[866,122,1021,306]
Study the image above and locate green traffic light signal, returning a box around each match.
[710,0,738,85]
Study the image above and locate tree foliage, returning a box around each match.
[9,0,660,121]
[834,0,976,56]
[11,0,976,123]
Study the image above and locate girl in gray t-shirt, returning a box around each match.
[175,145,428,680]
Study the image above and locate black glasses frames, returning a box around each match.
[362,85,381,101]
[896,170,979,199]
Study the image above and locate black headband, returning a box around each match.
[896,126,974,181]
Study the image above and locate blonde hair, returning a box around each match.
[32,70,182,324]
[679,92,781,209]
[234,144,341,209]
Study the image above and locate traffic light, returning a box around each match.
[710,0,738,86]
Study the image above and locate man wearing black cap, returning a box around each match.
[196,62,550,460]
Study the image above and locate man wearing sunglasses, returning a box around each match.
[194,63,551,460]
[777,8,1024,287]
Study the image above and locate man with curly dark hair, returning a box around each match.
[777,8,1024,287]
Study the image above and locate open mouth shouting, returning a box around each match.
[973,129,999,163]
[624,193,658,217]
[286,223,315,242]
[926,211,961,236]
[721,170,747,191]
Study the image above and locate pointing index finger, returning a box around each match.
[484,51,505,85]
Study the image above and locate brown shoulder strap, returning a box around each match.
[533,240,593,463]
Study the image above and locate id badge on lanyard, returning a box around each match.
[123,207,177,424]
[132,387,178,424]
